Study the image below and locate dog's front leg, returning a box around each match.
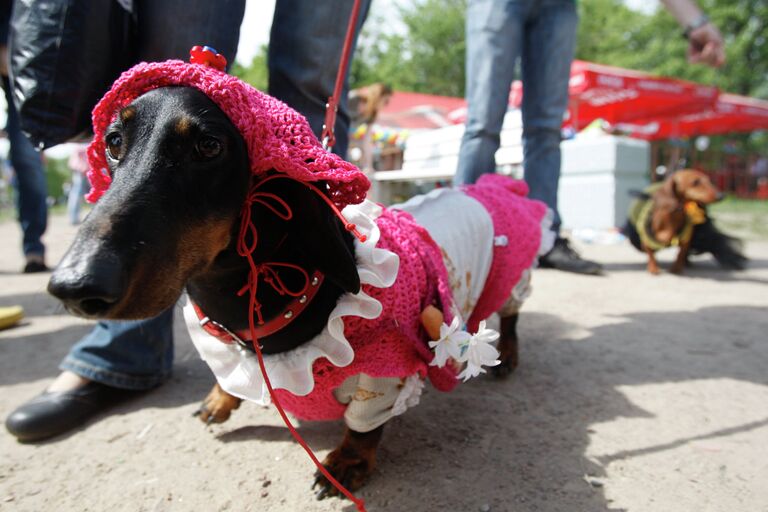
[670,239,691,275]
[643,244,661,275]
[194,382,242,425]
[492,313,519,378]
[313,425,384,500]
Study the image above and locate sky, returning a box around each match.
[624,0,660,14]
[236,0,275,65]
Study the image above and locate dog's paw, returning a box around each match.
[312,448,374,500]
[491,358,516,378]
[669,265,685,275]
[193,385,241,425]
[492,335,518,379]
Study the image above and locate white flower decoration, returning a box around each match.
[428,315,471,367]
[457,321,501,382]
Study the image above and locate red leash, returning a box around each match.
[233,1,368,507]
[237,169,367,512]
[321,0,363,150]
[238,178,368,509]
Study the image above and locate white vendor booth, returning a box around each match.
[371,110,650,231]
[559,136,649,230]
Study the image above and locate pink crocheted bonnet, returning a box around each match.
[84,60,369,207]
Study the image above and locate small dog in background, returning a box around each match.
[625,169,747,275]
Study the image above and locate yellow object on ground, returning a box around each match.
[0,306,25,330]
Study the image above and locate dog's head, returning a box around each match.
[48,87,250,318]
[663,169,723,205]
[48,86,361,320]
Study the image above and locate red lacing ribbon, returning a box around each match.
[237,173,367,510]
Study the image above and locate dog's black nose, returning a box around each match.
[48,263,125,318]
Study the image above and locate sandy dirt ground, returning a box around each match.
[1,214,767,512]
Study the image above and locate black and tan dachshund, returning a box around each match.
[47,86,524,498]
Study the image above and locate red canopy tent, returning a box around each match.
[612,93,768,140]
[377,91,466,129]
[447,60,720,130]
[509,60,720,131]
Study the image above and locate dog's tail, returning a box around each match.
[691,218,748,270]
[621,220,643,251]
[628,189,652,201]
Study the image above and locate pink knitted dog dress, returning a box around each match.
[464,174,548,331]
[274,207,460,420]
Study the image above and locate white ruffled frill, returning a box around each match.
[183,200,400,405]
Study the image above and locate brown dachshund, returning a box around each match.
[626,169,745,275]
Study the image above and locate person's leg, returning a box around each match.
[454,0,526,186]
[53,0,245,385]
[519,0,577,232]
[55,0,246,387]
[6,1,246,442]
[268,0,372,158]
[134,0,244,66]
[2,76,48,271]
[60,308,175,390]
[67,170,84,225]
[521,0,601,275]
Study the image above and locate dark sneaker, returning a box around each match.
[539,237,603,275]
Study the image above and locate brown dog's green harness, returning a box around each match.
[629,184,699,251]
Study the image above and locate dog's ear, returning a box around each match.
[663,175,678,198]
[300,204,361,294]
[282,181,361,294]
[661,173,681,201]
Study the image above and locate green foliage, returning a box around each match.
[576,0,651,68]
[577,0,768,99]
[576,0,768,152]
[349,0,767,102]
[231,44,269,92]
[45,157,70,203]
[351,0,467,96]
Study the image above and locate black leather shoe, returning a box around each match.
[23,261,49,273]
[5,382,142,442]
[539,237,603,275]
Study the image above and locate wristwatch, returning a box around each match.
[683,14,710,39]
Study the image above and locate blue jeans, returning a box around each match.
[2,76,48,258]
[62,0,370,389]
[454,0,578,232]
[67,170,89,225]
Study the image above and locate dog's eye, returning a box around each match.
[692,178,701,186]
[106,133,123,160]
[196,136,222,159]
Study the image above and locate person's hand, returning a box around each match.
[687,23,725,68]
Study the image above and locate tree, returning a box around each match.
[351,0,467,96]
[237,0,767,106]
[577,0,768,99]
[231,44,269,92]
